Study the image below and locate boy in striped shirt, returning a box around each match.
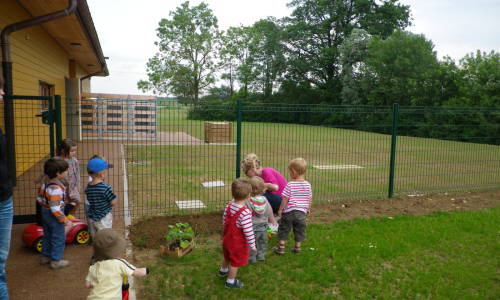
[219,179,256,288]
[85,157,116,240]
[39,158,72,269]
[275,158,312,254]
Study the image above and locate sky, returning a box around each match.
[87,0,500,95]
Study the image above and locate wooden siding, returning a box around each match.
[0,1,88,176]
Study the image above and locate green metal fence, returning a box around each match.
[11,97,500,222]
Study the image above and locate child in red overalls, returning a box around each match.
[219,178,256,288]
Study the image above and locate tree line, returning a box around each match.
[138,0,499,144]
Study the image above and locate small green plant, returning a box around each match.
[134,235,147,248]
[165,223,194,250]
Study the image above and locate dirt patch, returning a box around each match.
[129,189,500,249]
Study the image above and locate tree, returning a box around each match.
[445,50,500,107]
[219,25,255,96]
[339,28,371,104]
[361,30,439,106]
[282,0,411,101]
[249,18,286,98]
[138,1,219,103]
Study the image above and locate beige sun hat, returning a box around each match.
[93,229,126,261]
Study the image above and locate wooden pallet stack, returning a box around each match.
[81,98,156,139]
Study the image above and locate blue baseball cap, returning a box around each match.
[87,158,113,173]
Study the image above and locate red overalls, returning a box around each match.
[222,205,249,267]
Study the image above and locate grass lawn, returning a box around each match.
[139,207,500,300]
[125,107,500,216]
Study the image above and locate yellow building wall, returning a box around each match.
[0,1,83,176]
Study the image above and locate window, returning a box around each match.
[107,113,122,118]
[39,81,54,110]
[135,106,150,111]
[107,121,122,126]
[107,105,122,110]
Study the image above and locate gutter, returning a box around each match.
[75,0,109,77]
[0,0,78,182]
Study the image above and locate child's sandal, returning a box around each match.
[273,245,285,255]
[291,247,301,253]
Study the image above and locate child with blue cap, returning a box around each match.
[85,156,117,241]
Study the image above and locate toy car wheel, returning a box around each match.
[34,238,43,253]
[75,229,90,244]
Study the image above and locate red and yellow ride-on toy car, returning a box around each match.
[22,217,91,252]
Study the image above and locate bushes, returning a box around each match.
[187,97,500,145]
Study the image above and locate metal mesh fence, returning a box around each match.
[9,97,500,223]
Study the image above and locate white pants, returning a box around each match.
[88,212,113,239]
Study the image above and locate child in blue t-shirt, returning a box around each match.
[85,157,116,239]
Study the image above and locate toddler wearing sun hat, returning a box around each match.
[85,229,148,299]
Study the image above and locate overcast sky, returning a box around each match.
[87,0,500,95]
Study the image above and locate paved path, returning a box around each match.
[7,131,202,299]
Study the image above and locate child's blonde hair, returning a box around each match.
[232,178,252,201]
[241,153,261,175]
[289,158,307,176]
[248,176,266,196]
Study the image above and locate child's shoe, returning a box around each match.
[273,245,285,255]
[291,247,301,253]
[218,269,228,277]
[39,256,50,265]
[50,259,70,269]
[225,279,244,288]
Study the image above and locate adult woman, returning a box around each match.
[241,153,287,213]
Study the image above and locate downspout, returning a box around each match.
[0,0,78,181]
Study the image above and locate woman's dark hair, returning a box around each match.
[56,138,77,157]
[44,157,69,179]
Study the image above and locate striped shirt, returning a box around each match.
[37,180,66,223]
[282,180,312,214]
[85,182,116,221]
[223,202,255,249]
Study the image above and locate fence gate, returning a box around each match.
[4,95,62,224]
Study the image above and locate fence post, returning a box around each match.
[235,99,242,178]
[54,95,62,146]
[388,103,399,198]
[48,96,55,157]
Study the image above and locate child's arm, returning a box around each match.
[104,186,117,207]
[46,185,67,224]
[277,197,289,217]
[265,182,279,192]
[133,267,149,277]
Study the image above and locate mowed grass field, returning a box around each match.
[125,107,500,216]
[139,207,500,299]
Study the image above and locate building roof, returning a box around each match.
[18,0,108,76]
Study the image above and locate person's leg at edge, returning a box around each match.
[0,197,13,300]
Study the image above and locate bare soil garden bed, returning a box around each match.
[129,189,500,249]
